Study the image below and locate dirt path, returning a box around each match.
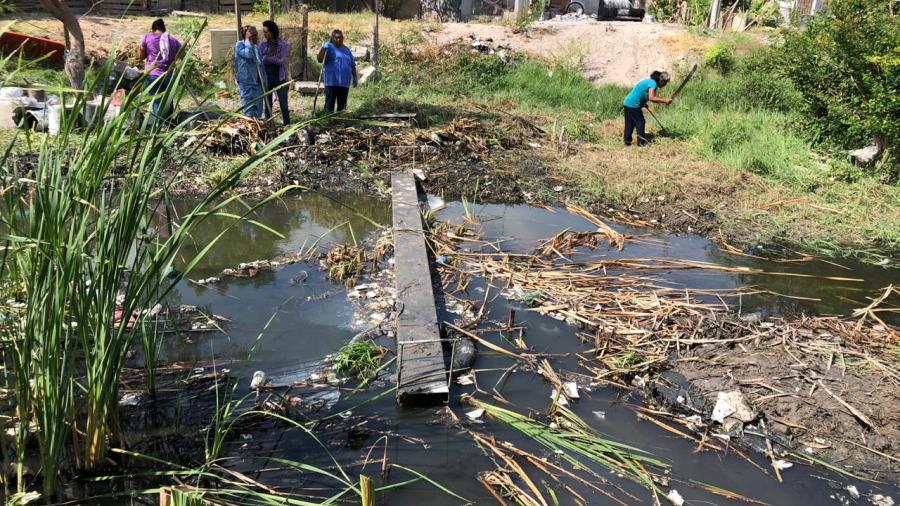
[433,20,712,86]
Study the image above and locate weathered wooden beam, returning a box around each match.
[391,172,449,404]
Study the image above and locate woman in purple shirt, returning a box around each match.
[136,19,181,125]
[259,20,290,125]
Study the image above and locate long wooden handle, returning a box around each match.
[310,63,325,113]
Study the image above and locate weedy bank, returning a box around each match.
[351,10,898,261]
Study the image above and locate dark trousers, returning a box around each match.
[323,86,349,113]
[623,106,647,146]
[265,67,290,124]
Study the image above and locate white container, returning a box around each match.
[0,99,19,128]
[47,103,62,135]
[0,87,25,99]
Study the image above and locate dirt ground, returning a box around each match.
[12,13,712,88]
[434,19,713,86]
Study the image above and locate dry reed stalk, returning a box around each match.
[564,202,626,250]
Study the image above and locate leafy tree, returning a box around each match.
[773,0,898,168]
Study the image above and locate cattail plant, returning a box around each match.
[0,20,304,498]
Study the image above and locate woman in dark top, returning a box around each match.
[259,20,290,125]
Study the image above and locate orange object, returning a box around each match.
[0,31,66,66]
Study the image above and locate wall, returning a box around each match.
[8,0,254,14]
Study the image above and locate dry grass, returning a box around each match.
[552,139,900,256]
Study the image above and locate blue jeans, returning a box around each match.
[146,74,171,126]
[238,82,265,118]
[265,67,290,124]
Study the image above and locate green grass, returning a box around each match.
[355,40,899,257]
[332,341,387,380]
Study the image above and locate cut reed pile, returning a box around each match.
[429,210,897,383]
[182,116,275,156]
[285,115,534,171]
[429,207,900,481]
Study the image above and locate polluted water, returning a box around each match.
[65,193,897,505]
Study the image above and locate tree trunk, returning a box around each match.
[39,0,85,90]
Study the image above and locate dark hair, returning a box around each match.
[262,20,280,40]
[331,29,344,38]
[151,19,166,32]
[650,70,671,86]
[241,25,257,39]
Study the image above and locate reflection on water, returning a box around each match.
[437,201,898,319]
[157,192,390,370]
[168,193,391,277]
[121,195,898,505]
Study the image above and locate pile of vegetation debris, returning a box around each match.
[428,207,900,483]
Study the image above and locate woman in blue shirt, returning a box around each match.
[317,29,358,113]
[234,25,267,119]
[623,70,672,146]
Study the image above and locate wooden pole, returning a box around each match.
[300,4,309,80]
[268,0,275,19]
[234,0,243,41]
[373,0,380,69]
[708,0,721,29]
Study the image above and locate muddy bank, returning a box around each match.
[646,313,900,483]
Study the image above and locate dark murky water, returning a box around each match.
[99,195,898,505]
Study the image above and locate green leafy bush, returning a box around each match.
[252,0,280,14]
[703,42,737,75]
[769,0,898,174]
[747,0,781,27]
[649,0,711,25]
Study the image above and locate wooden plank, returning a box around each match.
[391,172,449,404]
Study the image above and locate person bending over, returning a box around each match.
[137,19,181,125]
[623,70,672,147]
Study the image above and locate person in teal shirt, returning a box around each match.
[623,70,672,146]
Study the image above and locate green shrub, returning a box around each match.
[649,0,711,24]
[735,50,803,112]
[252,0,280,14]
[771,0,898,169]
[703,42,737,75]
[0,0,14,15]
[747,0,781,27]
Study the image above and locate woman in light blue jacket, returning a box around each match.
[233,25,267,118]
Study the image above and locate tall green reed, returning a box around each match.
[0,21,309,498]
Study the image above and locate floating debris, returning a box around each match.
[250,370,267,390]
